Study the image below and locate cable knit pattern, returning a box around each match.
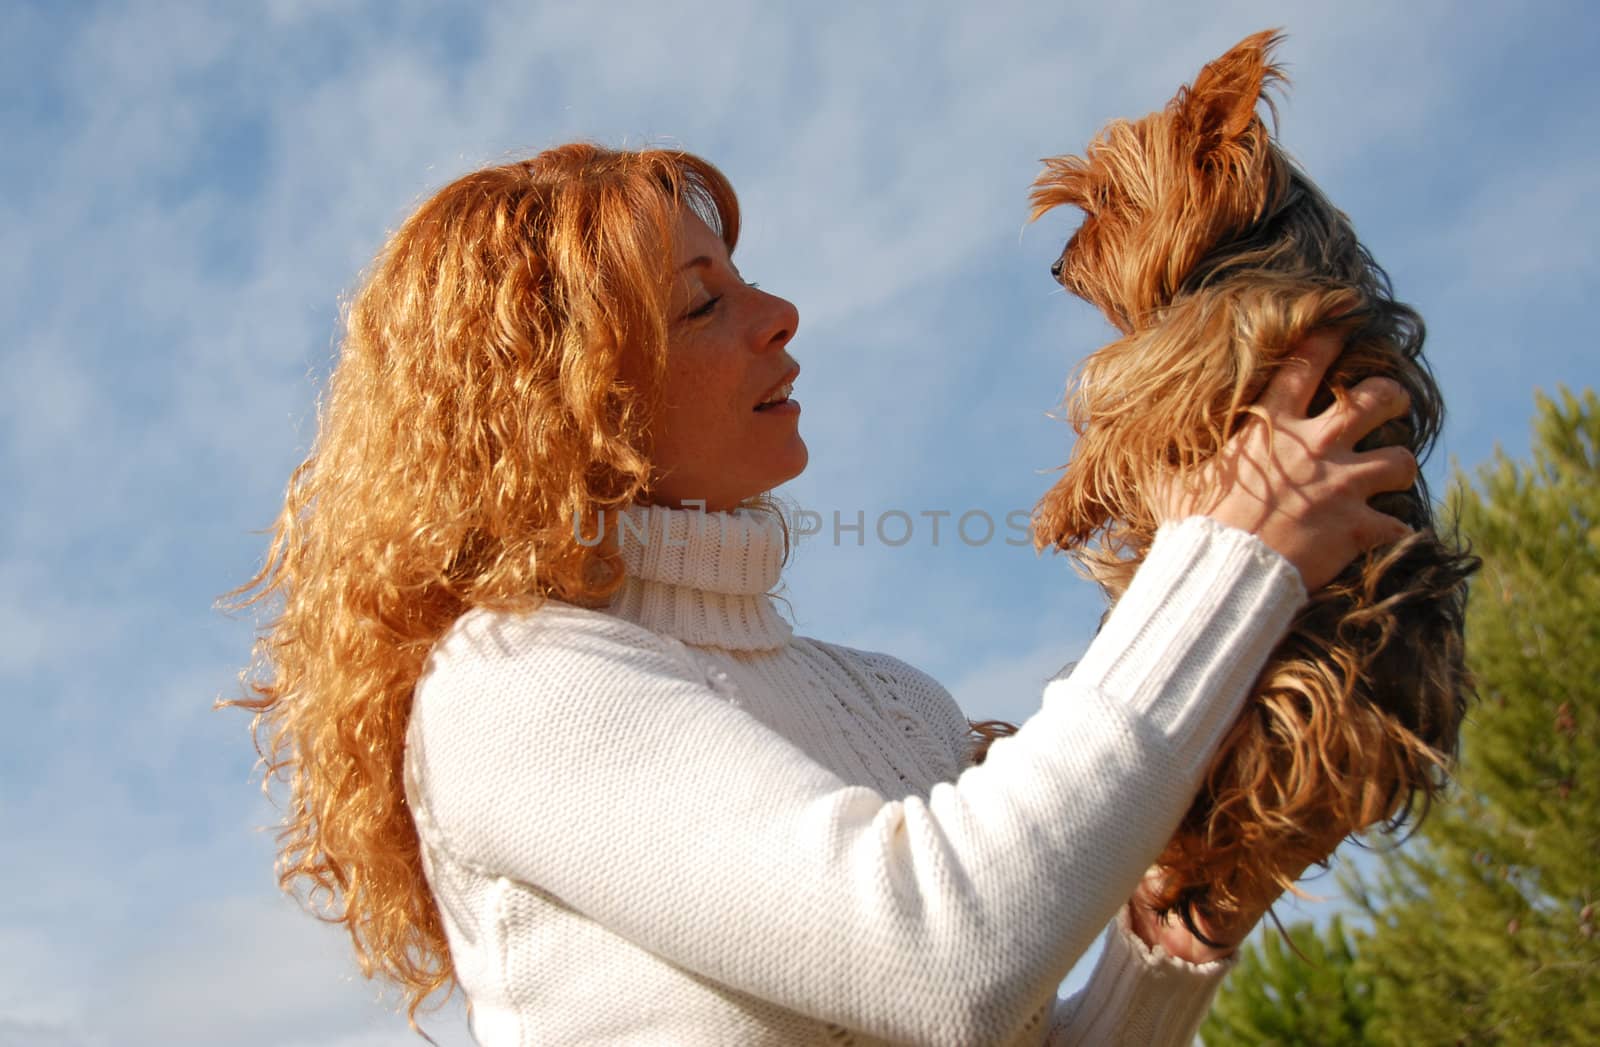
[403,507,1306,1045]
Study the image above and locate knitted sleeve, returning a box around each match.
[404,516,1304,1046]
[844,631,1248,1042]
[1046,904,1239,1043]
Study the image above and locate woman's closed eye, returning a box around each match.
[683,295,722,320]
[682,279,760,321]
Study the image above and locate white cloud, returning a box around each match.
[0,1019,98,1047]
[98,893,475,1047]
[0,926,95,1040]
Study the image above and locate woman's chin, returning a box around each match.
[774,441,809,488]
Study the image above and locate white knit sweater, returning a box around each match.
[403,504,1306,1046]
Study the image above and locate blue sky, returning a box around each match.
[3,1,1596,1044]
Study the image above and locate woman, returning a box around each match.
[227,144,1416,1045]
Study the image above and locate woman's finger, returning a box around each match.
[1348,443,1420,496]
[1355,503,1415,549]
[1258,330,1344,417]
[1329,375,1410,449]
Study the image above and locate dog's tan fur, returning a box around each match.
[1029,29,1478,935]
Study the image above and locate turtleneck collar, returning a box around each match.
[604,502,794,652]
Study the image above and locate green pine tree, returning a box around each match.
[1200,914,1374,1045]
[1204,388,1600,1046]
[1352,386,1600,1045]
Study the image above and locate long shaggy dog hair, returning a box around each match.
[1028,30,1479,935]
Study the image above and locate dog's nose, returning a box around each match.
[1050,257,1064,281]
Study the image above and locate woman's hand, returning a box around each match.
[1153,330,1417,592]
[1125,870,1272,965]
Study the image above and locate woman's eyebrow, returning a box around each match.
[676,255,713,273]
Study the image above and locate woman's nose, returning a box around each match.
[757,289,800,351]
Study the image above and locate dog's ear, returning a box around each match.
[1174,29,1287,157]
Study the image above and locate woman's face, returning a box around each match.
[645,208,806,511]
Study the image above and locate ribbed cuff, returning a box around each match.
[1052,906,1236,1045]
[1047,516,1306,784]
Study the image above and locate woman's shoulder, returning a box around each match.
[417,599,699,713]
[803,637,973,768]
[439,597,666,653]
[809,640,949,699]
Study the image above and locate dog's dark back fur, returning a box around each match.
[1196,157,1475,747]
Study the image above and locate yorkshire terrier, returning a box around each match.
[1028,29,1478,938]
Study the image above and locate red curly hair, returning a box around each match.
[218,144,799,1029]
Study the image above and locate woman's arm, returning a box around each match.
[1049,904,1237,1044]
[405,516,1302,1047]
